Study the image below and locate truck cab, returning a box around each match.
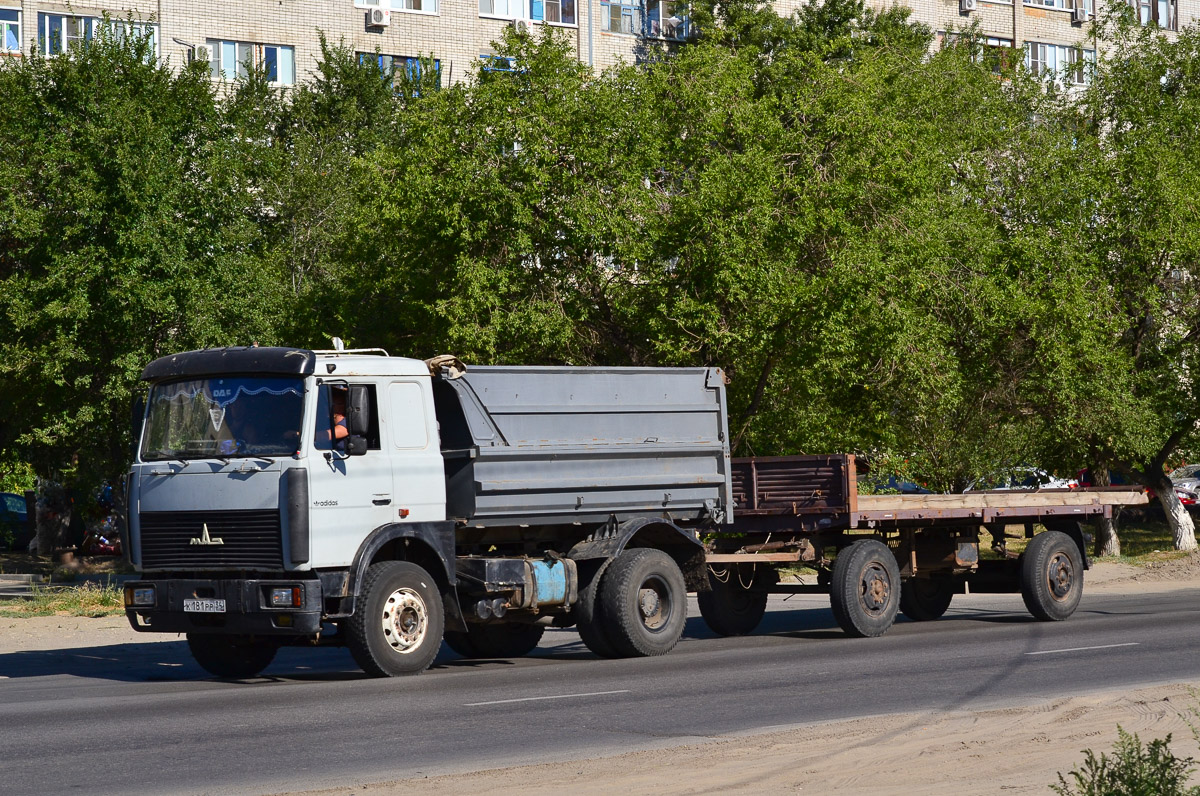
[125,346,458,673]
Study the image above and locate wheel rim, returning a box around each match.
[859,563,892,615]
[380,587,429,654]
[1046,552,1074,601]
[637,576,671,632]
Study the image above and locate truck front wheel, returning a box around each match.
[599,548,687,657]
[186,634,278,679]
[830,539,901,638]
[1020,530,1083,621]
[347,561,444,677]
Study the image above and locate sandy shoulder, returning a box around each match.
[271,682,1200,796]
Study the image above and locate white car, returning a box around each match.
[1169,464,1200,494]
[966,467,1078,491]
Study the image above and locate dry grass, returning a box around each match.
[0,581,124,618]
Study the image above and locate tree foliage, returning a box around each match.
[2,14,1199,550]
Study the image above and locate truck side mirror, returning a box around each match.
[345,435,368,456]
[347,385,371,436]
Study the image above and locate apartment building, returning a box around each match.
[0,0,1194,89]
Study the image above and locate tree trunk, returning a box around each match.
[1151,473,1198,551]
[1089,466,1120,557]
[33,478,78,558]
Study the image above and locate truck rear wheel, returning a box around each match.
[830,539,901,638]
[444,622,545,659]
[575,559,621,658]
[186,633,278,679]
[1021,530,1083,621]
[899,578,954,621]
[599,548,687,657]
[698,566,769,636]
[347,561,444,677]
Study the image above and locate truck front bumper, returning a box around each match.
[124,577,323,636]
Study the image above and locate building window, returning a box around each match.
[1025,42,1094,85]
[38,13,95,55]
[531,0,575,24]
[208,40,295,85]
[479,54,518,72]
[480,0,522,18]
[1132,0,1176,28]
[1,8,19,54]
[395,0,437,12]
[1024,0,1092,11]
[106,19,158,58]
[600,0,640,34]
[358,52,441,91]
[646,0,686,38]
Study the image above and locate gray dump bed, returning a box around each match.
[431,365,732,527]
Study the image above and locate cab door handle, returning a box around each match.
[373,497,392,506]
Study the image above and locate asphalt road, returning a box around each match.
[3,587,1200,795]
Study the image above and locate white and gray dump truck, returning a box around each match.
[123,345,1146,678]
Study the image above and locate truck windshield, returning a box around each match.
[140,376,305,460]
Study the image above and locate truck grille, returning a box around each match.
[139,510,284,569]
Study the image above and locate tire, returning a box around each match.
[598,548,687,657]
[346,561,444,677]
[575,559,621,658]
[186,633,278,679]
[899,578,954,621]
[444,622,545,659]
[698,566,769,636]
[829,539,901,638]
[1021,530,1083,621]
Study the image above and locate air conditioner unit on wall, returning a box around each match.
[511,18,530,34]
[194,44,212,63]
[960,0,977,12]
[369,8,391,26]
[1073,4,1088,22]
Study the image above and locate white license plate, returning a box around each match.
[184,598,226,613]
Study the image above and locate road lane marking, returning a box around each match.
[465,689,631,707]
[1024,642,1139,656]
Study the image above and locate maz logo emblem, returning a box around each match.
[189,523,225,546]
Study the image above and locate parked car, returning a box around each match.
[0,492,33,551]
[966,467,1078,491]
[1169,464,1200,494]
[874,475,934,495]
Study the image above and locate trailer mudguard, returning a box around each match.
[568,517,708,591]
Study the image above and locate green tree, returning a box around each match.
[1009,11,1200,550]
[0,23,287,492]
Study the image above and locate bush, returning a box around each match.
[1053,727,1200,796]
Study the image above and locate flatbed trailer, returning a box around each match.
[698,455,1146,637]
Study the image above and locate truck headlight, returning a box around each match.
[270,586,302,608]
[125,586,156,607]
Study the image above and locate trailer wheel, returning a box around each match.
[1021,530,1083,621]
[346,561,443,677]
[829,539,901,638]
[899,578,954,622]
[575,559,621,659]
[443,622,545,659]
[697,566,769,636]
[599,548,687,657]
[186,634,278,679]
